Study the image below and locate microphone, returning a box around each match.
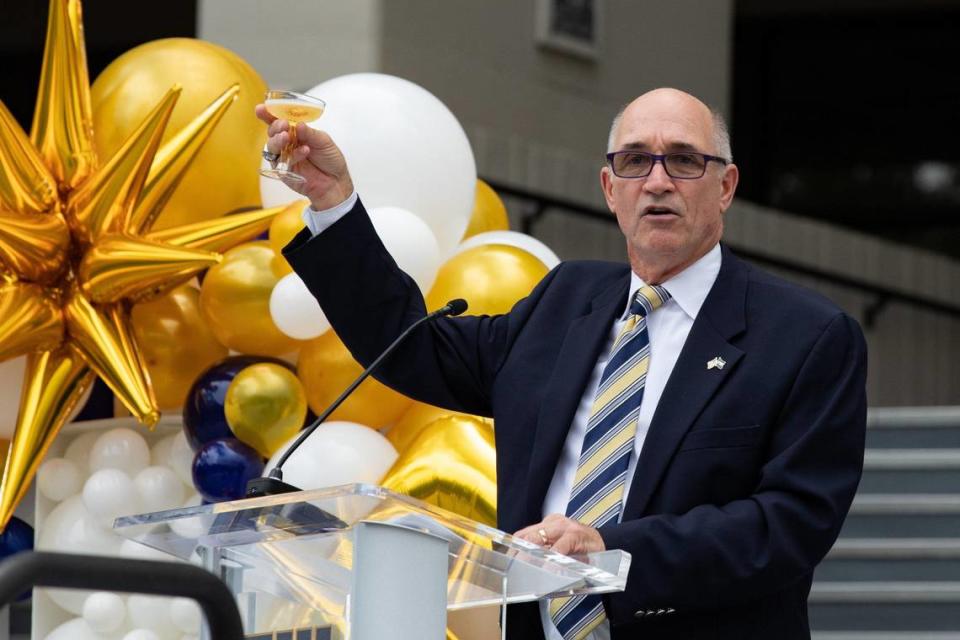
[246,298,469,497]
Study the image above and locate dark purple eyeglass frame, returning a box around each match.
[605,150,729,179]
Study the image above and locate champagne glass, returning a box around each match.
[260,90,326,185]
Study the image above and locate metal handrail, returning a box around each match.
[0,551,244,639]
[484,178,960,323]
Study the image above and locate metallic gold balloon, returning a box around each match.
[225,362,307,458]
[0,347,94,529]
[268,200,308,276]
[461,179,509,241]
[78,234,220,304]
[91,38,267,231]
[147,204,285,253]
[382,415,497,526]
[0,210,70,283]
[199,242,301,356]
[66,86,180,246]
[426,244,548,316]
[389,400,493,454]
[30,0,97,191]
[0,283,63,362]
[63,291,159,427]
[130,284,227,409]
[297,331,412,429]
[0,101,58,216]
[129,84,240,234]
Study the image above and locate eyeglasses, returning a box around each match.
[605,150,728,179]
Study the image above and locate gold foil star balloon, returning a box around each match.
[0,0,278,529]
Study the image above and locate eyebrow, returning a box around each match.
[619,141,702,152]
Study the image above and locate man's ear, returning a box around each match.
[719,163,739,213]
[600,166,617,213]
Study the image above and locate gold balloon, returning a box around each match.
[0,101,58,216]
[0,283,63,362]
[426,244,548,316]
[30,0,97,190]
[131,285,227,409]
[461,179,509,241]
[225,362,307,458]
[389,400,493,454]
[129,84,239,235]
[64,291,158,427]
[91,38,267,230]
[147,203,286,253]
[382,415,497,527]
[78,234,221,304]
[0,0,270,530]
[297,331,412,429]
[0,347,94,528]
[199,242,301,356]
[268,200,308,277]
[0,209,70,283]
[66,86,180,247]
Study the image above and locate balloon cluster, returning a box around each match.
[35,423,203,639]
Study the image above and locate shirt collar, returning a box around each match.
[622,243,722,321]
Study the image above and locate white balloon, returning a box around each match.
[150,434,177,468]
[134,466,184,514]
[265,421,397,490]
[127,596,175,640]
[269,273,330,340]
[169,597,201,634]
[38,457,83,502]
[43,617,103,640]
[64,431,103,474]
[83,469,141,526]
[123,630,162,640]
[168,494,208,540]
[457,230,561,270]
[167,432,195,488]
[119,539,179,564]
[0,357,26,439]
[89,429,150,476]
[83,591,127,633]
[38,496,124,614]
[260,73,476,256]
[368,206,441,292]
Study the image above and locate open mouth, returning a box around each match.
[642,206,678,217]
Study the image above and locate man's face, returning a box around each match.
[601,90,739,281]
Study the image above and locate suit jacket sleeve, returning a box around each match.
[283,198,560,416]
[598,308,867,619]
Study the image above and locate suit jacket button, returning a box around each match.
[633,610,647,619]
[666,608,676,614]
[655,609,666,616]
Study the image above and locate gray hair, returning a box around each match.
[606,103,733,162]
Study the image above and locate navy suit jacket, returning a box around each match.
[285,200,868,640]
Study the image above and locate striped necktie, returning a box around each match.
[550,284,671,640]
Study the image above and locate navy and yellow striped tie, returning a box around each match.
[550,284,671,640]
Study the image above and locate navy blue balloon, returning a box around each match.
[192,438,265,502]
[0,517,34,601]
[183,355,296,452]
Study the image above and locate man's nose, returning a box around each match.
[643,160,674,194]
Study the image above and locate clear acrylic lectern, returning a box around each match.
[113,484,631,640]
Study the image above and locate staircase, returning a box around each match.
[811,407,960,640]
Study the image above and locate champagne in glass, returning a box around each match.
[260,90,326,185]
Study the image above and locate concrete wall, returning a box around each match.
[197,0,382,90]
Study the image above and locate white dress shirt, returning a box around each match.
[300,196,722,640]
[538,244,721,640]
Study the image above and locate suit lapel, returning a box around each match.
[524,272,629,522]
[623,246,750,518]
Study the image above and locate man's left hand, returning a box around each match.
[514,513,606,555]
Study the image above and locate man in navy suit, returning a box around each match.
[259,88,867,639]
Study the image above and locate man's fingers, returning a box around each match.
[266,131,289,156]
[254,104,277,125]
[295,123,337,151]
[287,145,312,167]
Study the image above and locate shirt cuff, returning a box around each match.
[300,191,359,236]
